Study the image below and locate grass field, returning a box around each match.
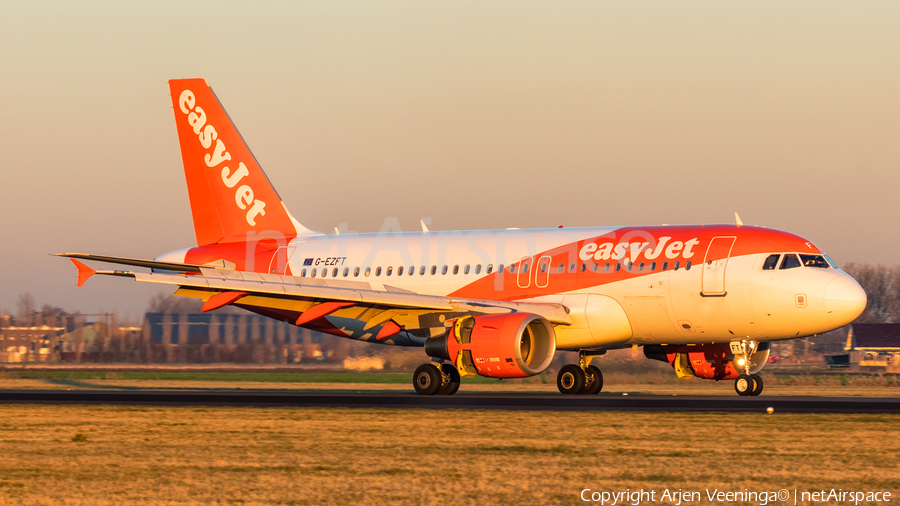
[0,405,897,505]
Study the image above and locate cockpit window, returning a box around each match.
[780,254,801,269]
[800,254,830,268]
[762,254,780,270]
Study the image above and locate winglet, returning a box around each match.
[71,259,96,287]
[420,219,429,233]
[734,212,743,227]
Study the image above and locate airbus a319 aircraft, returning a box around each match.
[60,79,867,397]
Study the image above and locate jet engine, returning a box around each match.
[425,313,556,379]
[644,342,771,380]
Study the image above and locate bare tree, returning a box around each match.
[146,293,203,314]
[843,263,899,323]
[16,293,35,326]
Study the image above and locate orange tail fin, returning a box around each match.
[168,79,308,246]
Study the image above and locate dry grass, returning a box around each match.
[0,406,898,505]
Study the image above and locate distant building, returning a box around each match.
[845,323,900,372]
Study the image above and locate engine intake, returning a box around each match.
[425,313,556,379]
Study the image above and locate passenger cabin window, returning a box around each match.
[639,262,645,271]
[662,261,668,271]
[343,268,349,277]
[420,266,426,275]
[365,267,371,277]
[386,267,393,276]
[300,268,307,277]
[431,265,437,275]
[509,264,516,274]
[800,254,830,268]
[592,262,598,272]
[762,254,780,270]
[615,262,621,272]
[685,261,691,271]
[397,266,403,276]
[453,265,459,275]
[569,263,575,273]
[780,254,801,269]
[442,265,448,275]
[354,267,360,277]
[580,263,586,273]
[487,264,493,274]
[557,263,564,273]
[408,265,414,275]
[650,261,656,271]
[475,265,482,274]
[321,268,328,278]
[604,262,610,272]
[673,261,680,270]
[311,268,317,277]
[497,264,504,273]
[464,265,471,274]
[375,267,382,276]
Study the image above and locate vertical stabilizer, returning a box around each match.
[168,79,309,245]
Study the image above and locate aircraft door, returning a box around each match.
[517,257,533,288]
[535,256,551,288]
[701,236,736,296]
[267,246,292,275]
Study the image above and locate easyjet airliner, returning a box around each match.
[59,79,867,397]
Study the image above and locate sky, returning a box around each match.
[1,1,898,318]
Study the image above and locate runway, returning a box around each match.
[1,390,899,413]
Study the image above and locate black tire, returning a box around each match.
[581,365,603,395]
[413,363,442,395]
[750,374,764,396]
[437,363,461,395]
[734,374,754,396]
[557,364,585,395]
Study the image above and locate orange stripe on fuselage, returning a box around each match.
[448,225,821,300]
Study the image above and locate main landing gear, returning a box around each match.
[413,362,461,396]
[731,340,764,397]
[557,351,604,395]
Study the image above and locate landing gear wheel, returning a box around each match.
[557,364,585,395]
[734,374,754,396]
[437,363,461,396]
[750,374,763,396]
[581,365,603,395]
[413,364,442,395]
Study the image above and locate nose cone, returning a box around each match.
[823,275,867,326]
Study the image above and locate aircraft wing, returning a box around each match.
[54,253,204,273]
[60,254,573,329]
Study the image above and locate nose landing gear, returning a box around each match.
[734,373,764,396]
[557,351,605,395]
[731,340,764,396]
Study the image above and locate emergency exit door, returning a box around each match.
[701,236,736,296]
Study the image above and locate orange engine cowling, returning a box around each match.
[424,313,556,379]
[643,343,770,380]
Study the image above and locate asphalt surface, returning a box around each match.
[1,390,899,413]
